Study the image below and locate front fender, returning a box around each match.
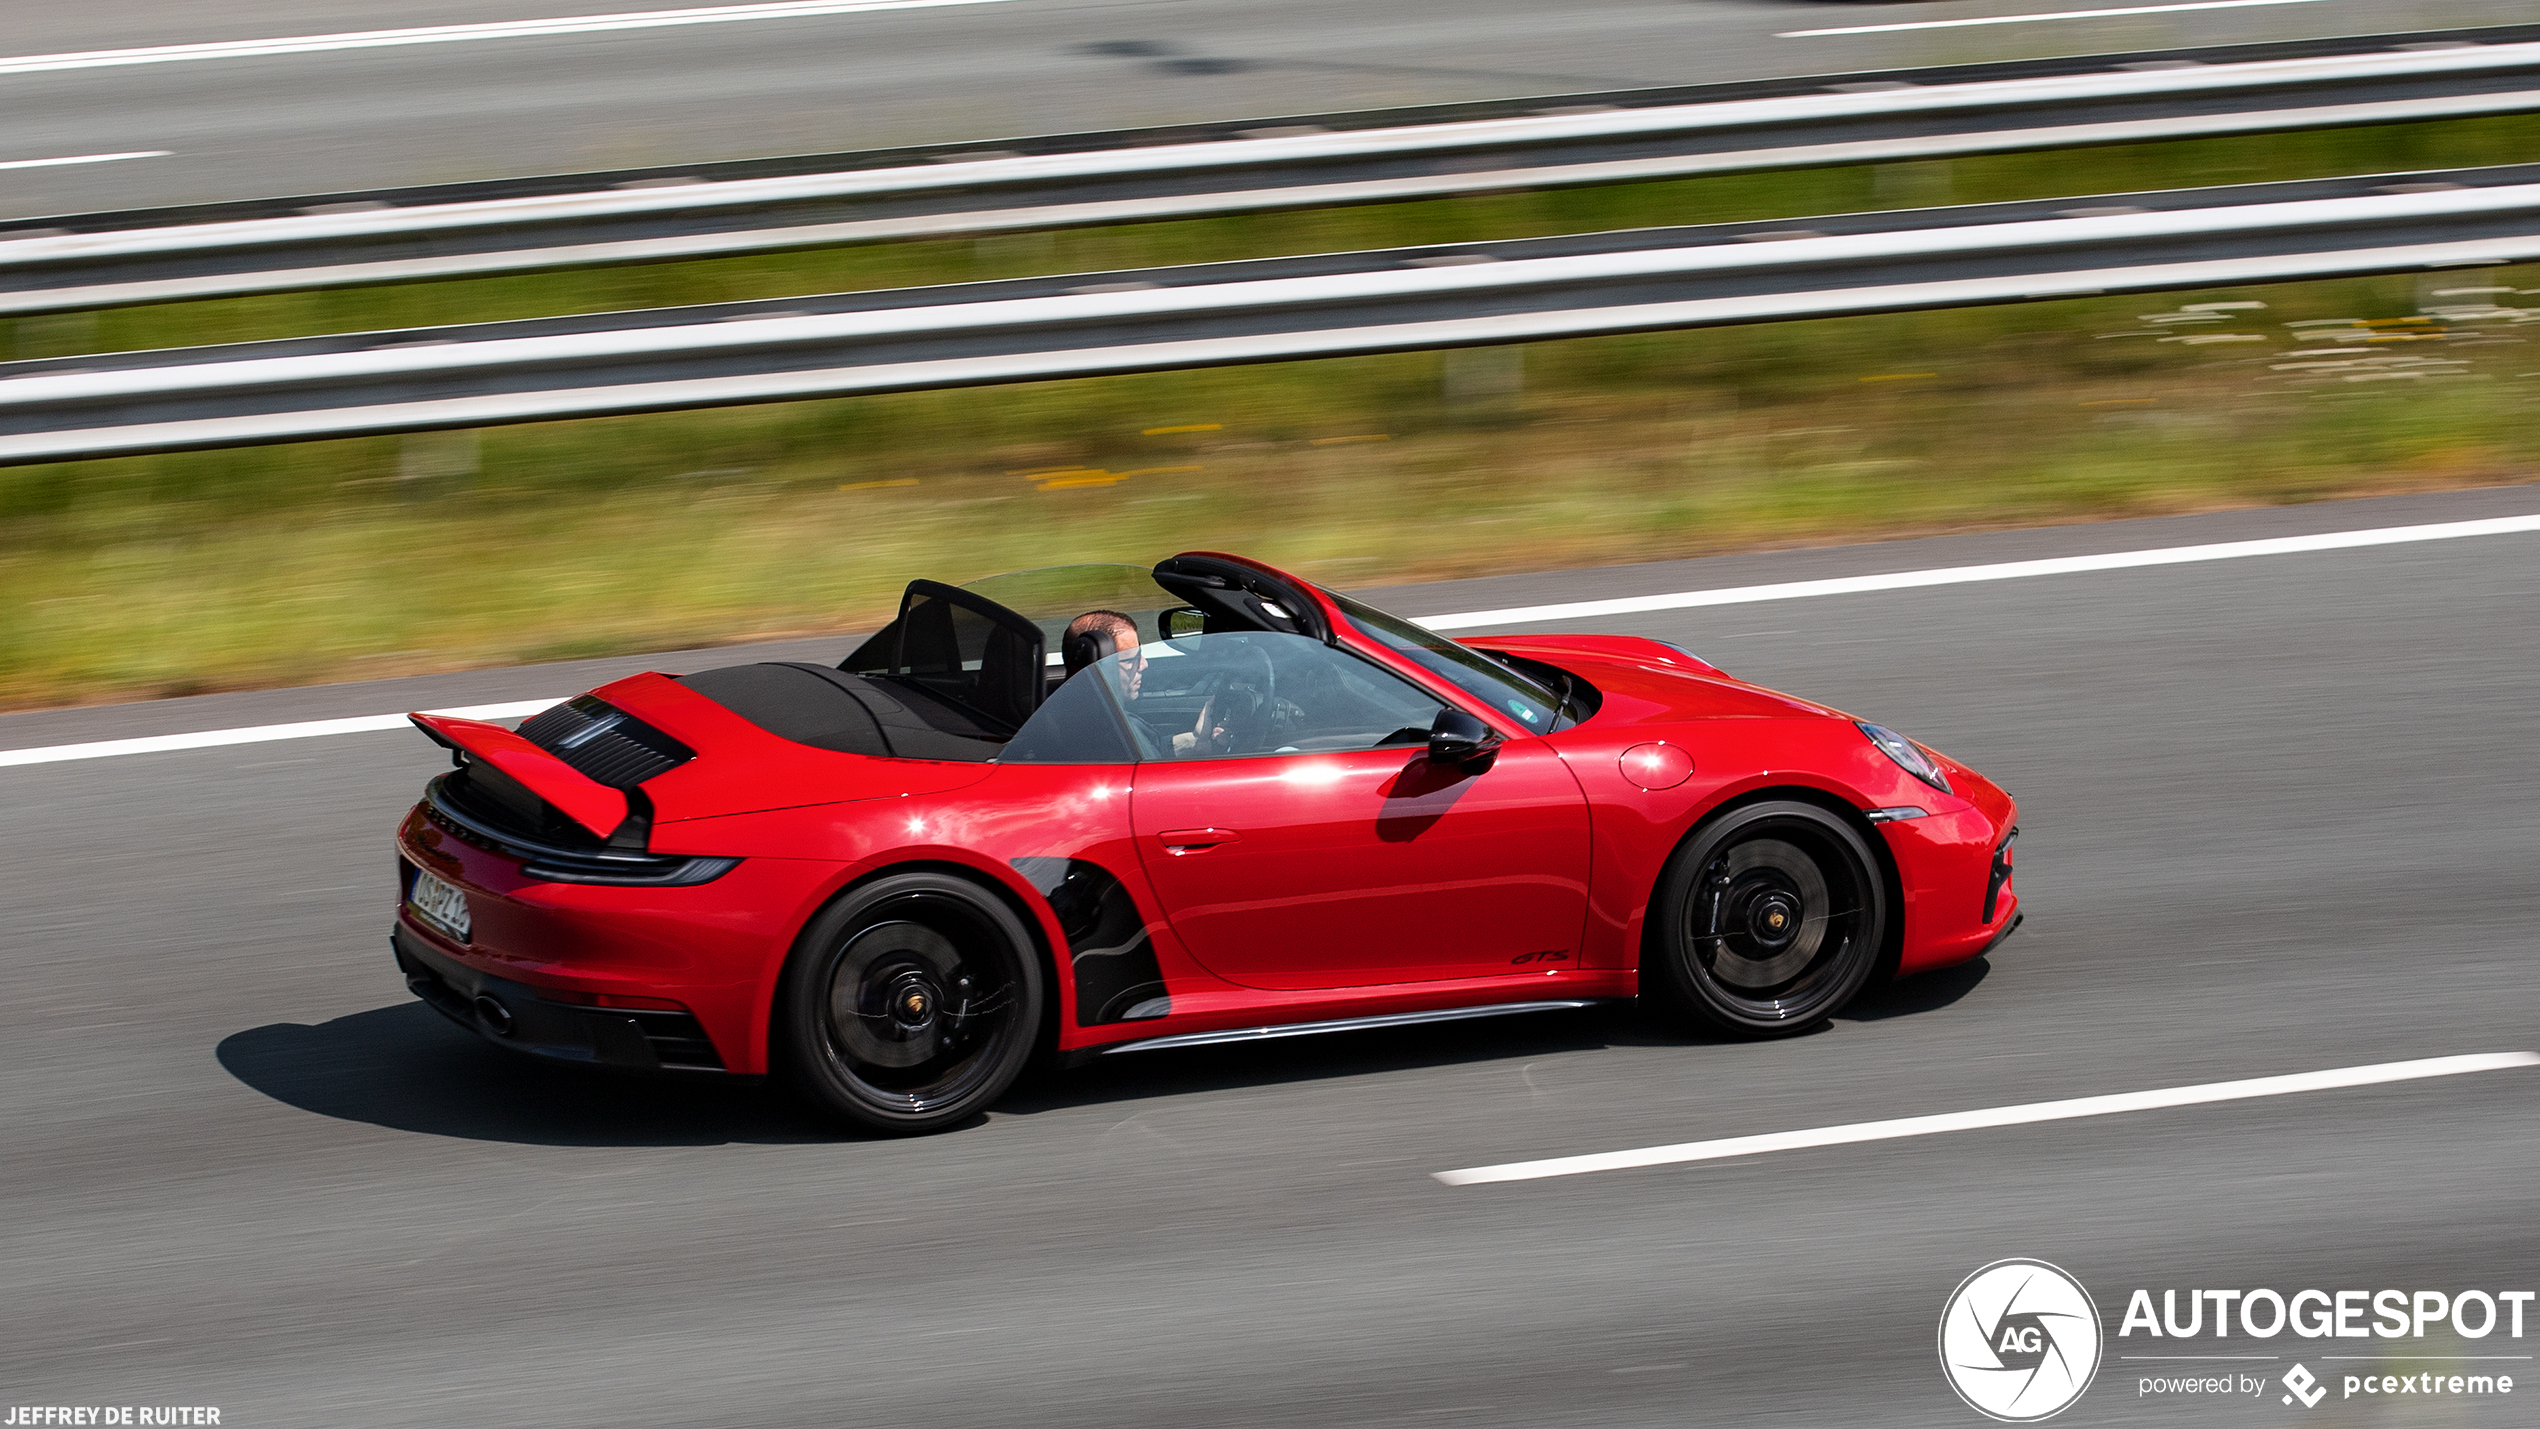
[1549,716,1969,968]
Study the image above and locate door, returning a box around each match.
[1122,630,1590,990]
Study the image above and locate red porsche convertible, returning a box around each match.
[392,553,2019,1132]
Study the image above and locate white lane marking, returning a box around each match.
[2,510,2534,767]
[1413,513,2540,631]
[0,700,557,768]
[1436,1051,2540,1185]
[0,0,1024,77]
[1784,0,2354,39]
[0,149,170,172]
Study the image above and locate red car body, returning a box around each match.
[391,553,2017,1111]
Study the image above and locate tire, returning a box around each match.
[775,871,1045,1134]
[1646,801,1888,1037]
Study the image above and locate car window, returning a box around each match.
[1024,630,1443,762]
[1000,651,1139,764]
[1137,632,1447,761]
[1321,587,1574,733]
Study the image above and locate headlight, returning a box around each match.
[1858,721,1951,794]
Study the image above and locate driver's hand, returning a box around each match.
[1178,695,1230,756]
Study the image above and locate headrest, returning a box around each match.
[1062,610,1135,676]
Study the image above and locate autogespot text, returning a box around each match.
[2119,1286,2531,1340]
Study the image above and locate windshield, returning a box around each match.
[1322,588,1575,734]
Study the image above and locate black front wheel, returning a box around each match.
[776,872,1044,1134]
[1647,801,1887,1037]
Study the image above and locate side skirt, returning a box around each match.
[1091,999,1616,1059]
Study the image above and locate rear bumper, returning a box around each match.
[396,799,858,1074]
[392,921,728,1072]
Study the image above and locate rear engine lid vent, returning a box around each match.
[517,695,693,788]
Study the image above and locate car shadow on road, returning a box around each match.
[1838,955,1994,1022]
[217,1003,833,1148]
[219,960,1995,1145]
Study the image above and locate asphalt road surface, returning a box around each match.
[6,0,2537,220]
[4,484,2537,1426]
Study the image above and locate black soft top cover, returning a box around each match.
[680,662,1009,762]
[680,579,1048,762]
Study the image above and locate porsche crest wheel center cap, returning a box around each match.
[1749,894,1801,948]
[886,972,940,1030]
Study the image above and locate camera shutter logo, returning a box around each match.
[1938,1259,2104,1421]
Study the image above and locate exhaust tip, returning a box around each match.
[472,994,515,1037]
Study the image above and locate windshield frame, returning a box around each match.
[1315,586,1579,736]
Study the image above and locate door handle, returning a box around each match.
[1157,827,1241,852]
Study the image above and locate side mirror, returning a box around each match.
[1426,707,1502,771]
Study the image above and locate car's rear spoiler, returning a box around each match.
[408,711,629,841]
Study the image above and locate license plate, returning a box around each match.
[408,869,473,942]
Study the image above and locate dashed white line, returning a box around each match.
[1783,0,2356,39]
[0,0,1025,77]
[2,510,2533,768]
[1435,1051,2540,1185]
[0,150,170,172]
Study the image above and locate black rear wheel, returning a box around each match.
[777,872,1043,1134]
[1648,801,1886,1037]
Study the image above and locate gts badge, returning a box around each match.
[1510,950,1570,965]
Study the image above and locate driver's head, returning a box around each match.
[1062,609,1143,697]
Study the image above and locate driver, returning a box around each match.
[1060,609,1144,698]
[1062,609,1176,754]
[1059,609,1238,757]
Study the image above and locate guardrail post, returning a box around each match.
[1444,346,1525,413]
[398,430,481,496]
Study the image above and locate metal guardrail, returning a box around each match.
[5,165,2535,467]
[6,25,2540,316]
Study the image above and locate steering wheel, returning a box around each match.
[1190,640,1277,756]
